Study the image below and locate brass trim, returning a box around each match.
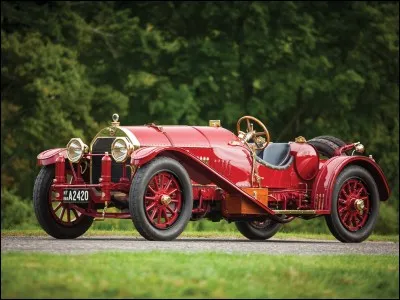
[272,210,317,214]
[251,149,256,186]
[192,184,217,187]
[228,140,242,146]
[295,136,307,143]
[120,127,141,148]
[355,143,365,154]
[354,199,365,215]
[209,120,221,127]
[236,115,270,150]
[89,127,141,184]
[66,138,88,163]
[161,195,172,205]
[198,156,210,165]
[89,127,140,152]
[111,137,134,162]
[111,113,120,127]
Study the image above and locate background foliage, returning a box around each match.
[1,1,398,233]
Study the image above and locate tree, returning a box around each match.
[1,1,398,232]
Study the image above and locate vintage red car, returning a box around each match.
[34,114,390,242]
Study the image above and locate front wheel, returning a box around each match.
[128,157,193,241]
[33,165,93,239]
[325,165,380,243]
[235,219,282,240]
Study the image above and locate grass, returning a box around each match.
[1,228,399,242]
[1,252,398,299]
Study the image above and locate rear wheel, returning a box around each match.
[33,165,93,239]
[325,165,379,243]
[128,157,193,241]
[235,219,282,240]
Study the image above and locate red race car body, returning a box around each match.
[34,114,390,242]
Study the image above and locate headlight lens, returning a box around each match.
[111,137,133,162]
[66,138,88,163]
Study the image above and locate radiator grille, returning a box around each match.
[91,137,131,184]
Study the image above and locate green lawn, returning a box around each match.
[1,252,398,299]
[1,228,399,242]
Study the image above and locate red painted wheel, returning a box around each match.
[129,157,193,241]
[144,172,182,229]
[33,165,93,239]
[325,165,379,243]
[337,179,370,231]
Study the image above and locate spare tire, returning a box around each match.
[308,135,347,158]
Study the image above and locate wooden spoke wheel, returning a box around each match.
[33,165,93,239]
[129,157,193,241]
[325,165,379,243]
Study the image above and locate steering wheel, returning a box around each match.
[236,116,270,150]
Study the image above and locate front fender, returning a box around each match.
[37,148,67,166]
[130,146,286,222]
[130,147,162,166]
[312,156,391,211]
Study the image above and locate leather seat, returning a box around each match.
[257,143,291,166]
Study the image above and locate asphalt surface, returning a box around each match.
[1,236,398,255]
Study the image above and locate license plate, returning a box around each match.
[63,189,90,203]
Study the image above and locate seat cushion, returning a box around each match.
[259,143,291,166]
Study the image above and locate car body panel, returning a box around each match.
[122,125,238,148]
[129,146,283,220]
[311,155,390,211]
[37,148,66,166]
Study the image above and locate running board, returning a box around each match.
[272,210,330,215]
[273,210,317,215]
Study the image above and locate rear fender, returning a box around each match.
[312,156,391,212]
[37,148,67,166]
[130,146,284,222]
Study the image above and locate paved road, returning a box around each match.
[1,236,398,255]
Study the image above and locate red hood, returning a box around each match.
[121,125,238,148]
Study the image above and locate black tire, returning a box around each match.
[235,219,282,240]
[308,135,347,158]
[33,165,93,239]
[128,157,193,241]
[325,165,380,243]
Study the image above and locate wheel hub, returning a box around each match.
[250,219,272,229]
[354,199,365,215]
[160,195,172,205]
